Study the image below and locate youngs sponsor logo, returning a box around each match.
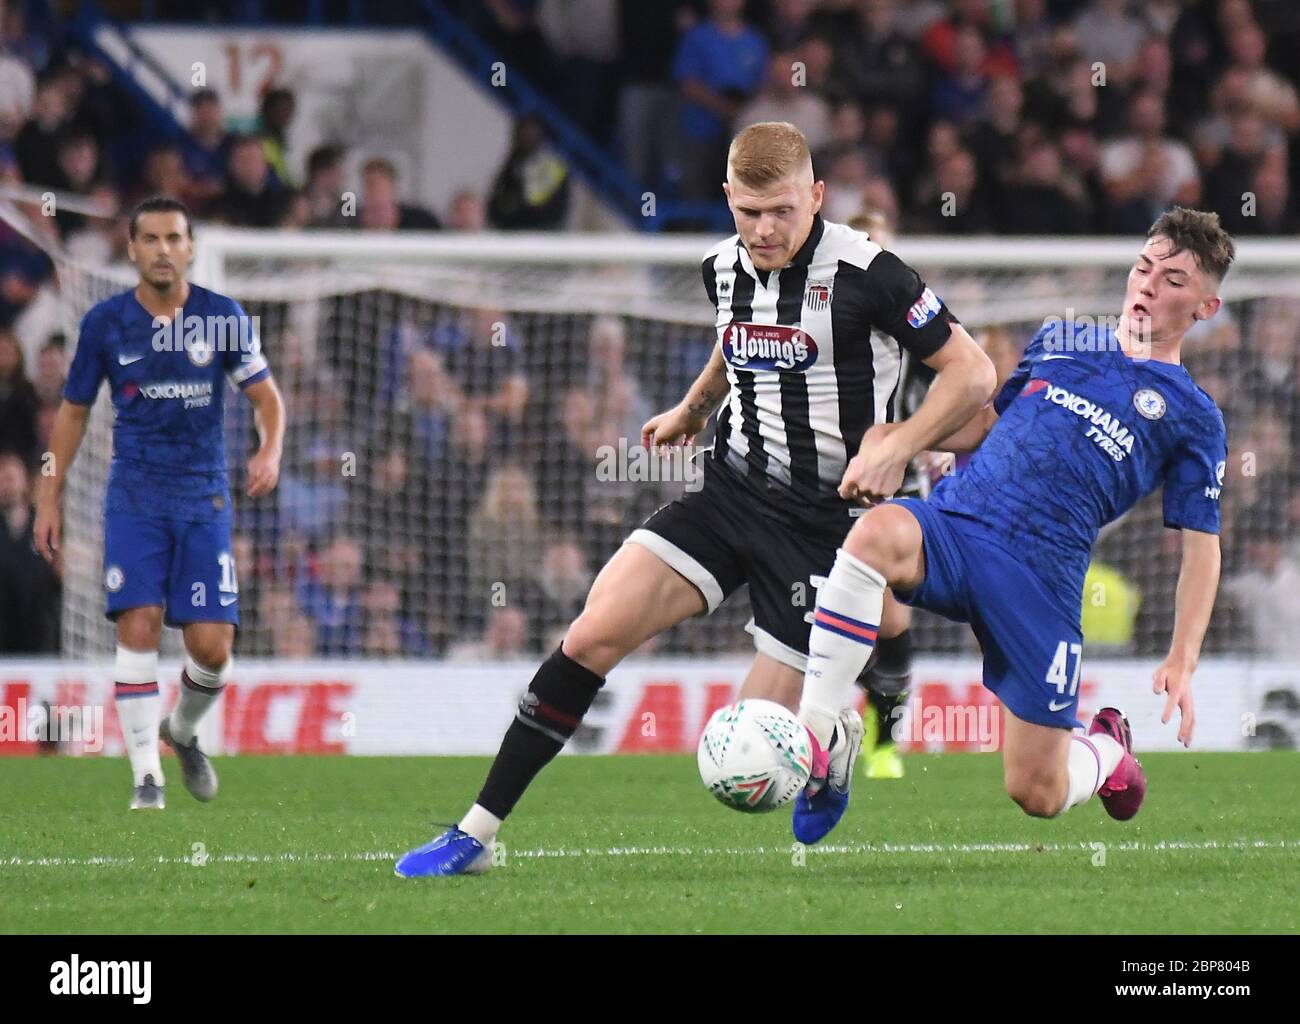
[1025,380,1136,462]
[723,323,818,372]
[50,955,151,1004]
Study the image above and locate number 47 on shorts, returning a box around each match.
[1046,641,1082,708]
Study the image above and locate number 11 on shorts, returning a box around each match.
[1046,641,1083,696]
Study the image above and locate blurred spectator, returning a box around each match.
[1072,0,1150,85]
[466,464,545,616]
[762,0,824,51]
[967,75,1025,195]
[862,103,915,190]
[427,307,528,450]
[587,315,651,447]
[537,0,619,138]
[1010,0,1054,81]
[401,347,461,466]
[358,157,440,231]
[184,88,228,210]
[1205,110,1282,232]
[127,144,192,212]
[997,141,1090,234]
[1221,18,1300,134]
[350,436,433,609]
[14,72,68,187]
[921,0,1017,79]
[736,51,832,152]
[518,537,593,650]
[536,386,598,533]
[278,437,349,542]
[305,145,347,227]
[1241,159,1297,235]
[822,146,874,223]
[616,0,684,189]
[826,0,924,117]
[1223,524,1300,659]
[0,328,37,462]
[0,452,58,651]
[906,146,992,233]
[445,188,487,232]
[447,606,531,661]
[31,337,65,440]
[51,130,105,238]
[670,0,769,199]
[487,114,570,229]
[361,580,423,657]
[275,613,318,659]
[257,87,297,187]
[0,45,35,142]
[1100,90,1200,233]
[0,212,54,329]
[214,134,289,227]
[931,24,993,128]
[297,535,366,655]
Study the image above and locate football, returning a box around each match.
[696,699,813,812]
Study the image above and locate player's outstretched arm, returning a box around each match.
[1153,528,1221,747]
[840,325,995,503]
[934,403,999,454]
[243,376,285,498]
[641,341,730,449]
[33,400,92,564]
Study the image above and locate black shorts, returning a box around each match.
[626,461,858,671]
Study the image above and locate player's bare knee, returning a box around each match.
[560,613,622,676]
[185,628,233,669]
[843,506,918,582]
[116,609,161,651]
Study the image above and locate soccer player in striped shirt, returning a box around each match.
[34,197,284,810]
[395,122,996,877]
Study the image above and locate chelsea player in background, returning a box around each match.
[799,208,1232,834]
[34,197,285,810]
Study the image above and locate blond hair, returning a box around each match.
[727,122,812,187]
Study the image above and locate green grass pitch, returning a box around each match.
[1,752,1296,934]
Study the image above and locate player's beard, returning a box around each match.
[144,269,182,294]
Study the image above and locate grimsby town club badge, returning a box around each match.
[804,280,832,311]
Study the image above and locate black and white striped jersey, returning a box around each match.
[702,214,957,518]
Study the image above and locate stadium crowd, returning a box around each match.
[1,0,1299,659]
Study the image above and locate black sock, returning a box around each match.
[865,630,913,748]
[476,646,605,820]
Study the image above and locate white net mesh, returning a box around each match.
[11,211,1299,664]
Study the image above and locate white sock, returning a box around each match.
[169,655,230,745]
[459,804,502,845]
[1060,733,1124,813]
[114,645,163,787]
[799,548,886,747]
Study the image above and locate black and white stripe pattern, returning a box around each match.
[702,215,955,511]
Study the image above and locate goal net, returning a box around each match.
[9,208,1300,664]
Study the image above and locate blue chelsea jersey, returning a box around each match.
[928,322,1227,602]
[64,284,271,522]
